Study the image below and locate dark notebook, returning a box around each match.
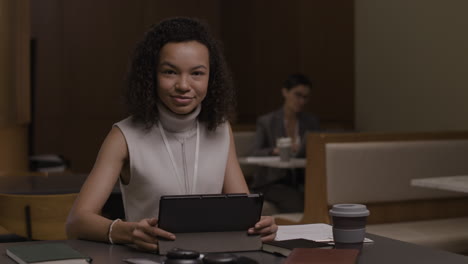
[6,243,92,264]
[262,238,333,257]
[284,248,359,264]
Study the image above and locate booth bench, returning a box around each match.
[274,131,468,254]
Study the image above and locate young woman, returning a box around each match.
[66,17,277,252]
[249,74,320,213]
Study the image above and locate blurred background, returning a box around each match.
[2,0,468,173]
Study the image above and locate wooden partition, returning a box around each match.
[0,192,78,240]
[276,131,468,225]
[31,0,354,172]
[0,0,30,172]
[0,0,30,125]
[0,126,29,171]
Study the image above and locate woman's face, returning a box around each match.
[157,41,210,115]
[282,84,311,114]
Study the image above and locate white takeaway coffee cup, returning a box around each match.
[329,204,370,251]
[276,137,292,162]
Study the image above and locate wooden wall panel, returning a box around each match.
[0,0,30,125]
[221,0,354,129]
[0,0,30,171]
[0,0,15,126]
[32,0,221,172]
[32,0,354,172]
[0,126,29,171]
[31,0,66,157]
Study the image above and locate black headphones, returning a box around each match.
[164,248,258,264]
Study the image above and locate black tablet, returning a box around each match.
[157,193,263,233]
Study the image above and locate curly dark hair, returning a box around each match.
[125,17,236,131]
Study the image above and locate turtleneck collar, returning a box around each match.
[157,102,201,133]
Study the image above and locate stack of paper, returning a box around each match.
[276,223,373,243]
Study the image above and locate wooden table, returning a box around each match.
[239,156,306,169]
[0,172,89,194]
[1,233,468,263]
[239,156,306,188]
[0,172,121,194]
[411,175,468,193]
[0,172,124,219]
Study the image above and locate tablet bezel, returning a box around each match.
[157,193,263,233]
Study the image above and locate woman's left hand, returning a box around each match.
[248,216,278,241]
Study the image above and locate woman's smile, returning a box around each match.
[171,95,194,105]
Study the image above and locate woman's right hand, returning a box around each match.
[132,218,176,252]
[271,147,280,156]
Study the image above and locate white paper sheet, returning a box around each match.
[276,223,373,243]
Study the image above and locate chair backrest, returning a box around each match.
[233,131,256,157]
[233,131,257,178]
[0,192,78,240]
[326,139,468,204]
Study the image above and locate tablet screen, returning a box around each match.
[157,193,263,233]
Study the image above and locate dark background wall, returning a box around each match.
[221,1,354,126]
[355,0,468,132]
[30,0,354,172]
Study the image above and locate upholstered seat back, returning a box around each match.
[326,140,468,204]
[233,131,257,178]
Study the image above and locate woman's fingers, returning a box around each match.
[260,231,277,242]
[154,228,176,240]
[132,226,158,251]
[253,225,278,239]
[133,237,158,251]
[248,216,278,241]
[132,218,175,252]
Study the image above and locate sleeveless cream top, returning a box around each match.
[114,104,229,221]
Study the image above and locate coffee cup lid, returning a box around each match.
[277,137,292,146]
[329,204,370,217]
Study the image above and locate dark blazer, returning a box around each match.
[250,108,320,158]
[249,108,320,187]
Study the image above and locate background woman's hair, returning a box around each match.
[125,17,236,131]
[283,73,312,90]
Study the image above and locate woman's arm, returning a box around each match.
[223,124,278,241]
[66,127,175,250]
[66,126,134,242]
[222,125,250,194]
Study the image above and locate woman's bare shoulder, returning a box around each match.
[97,126,129,163]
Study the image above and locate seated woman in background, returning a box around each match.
[249,73,320,213]
[66,17,277,252]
